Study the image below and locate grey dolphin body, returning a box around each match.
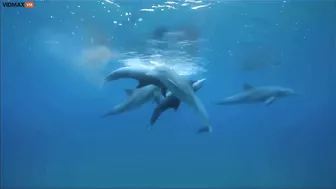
[149,78,206,127]
[102,85,161,117]
[104,66,168,96]
[215,83,296,106]
[146,66,211,133]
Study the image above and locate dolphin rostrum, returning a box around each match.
[102,85,161,117]
[149,78,206,128]
[146,66,211,133]
[103,66,168,97]
[215,83,296,106]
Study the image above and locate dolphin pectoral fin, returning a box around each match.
[101,114,108,118]
[265,96,276,105]
[197,126,212,134]
[99,80,107,91]
[188,80,197,86]
[243,83,254,91]
[147,124,152,131]
[171,100,181,111]
[150,107,163,126]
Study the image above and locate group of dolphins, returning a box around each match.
[101,66,297,133]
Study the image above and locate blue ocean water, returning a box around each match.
[1,0,336,188]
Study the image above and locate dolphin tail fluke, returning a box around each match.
[197,125,212,134]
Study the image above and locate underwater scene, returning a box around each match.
[1,0,336,188]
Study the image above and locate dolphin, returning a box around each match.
[215,83,296,106]
[146,66,211,133]
[101,85,161,117]
[103,66,168,97]
[149,78,206,128]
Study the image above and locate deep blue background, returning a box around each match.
[1,0,336,188]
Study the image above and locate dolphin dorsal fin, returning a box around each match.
[243,83,254,91]
[124,89,135,96]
